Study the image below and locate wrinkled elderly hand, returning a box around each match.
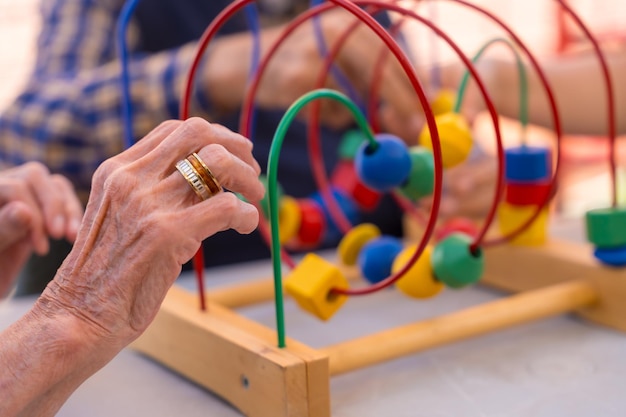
[0,118,264,417]
[0,162,82,297]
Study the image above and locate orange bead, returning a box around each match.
[284,253,349,321]
[337,223,381,266]
[418,112,473,169]
[497,202,549,246]
[392,244,443,299]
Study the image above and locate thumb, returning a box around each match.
[0,202,33,252]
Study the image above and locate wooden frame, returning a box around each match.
[132,239,625,416]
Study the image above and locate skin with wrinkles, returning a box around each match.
[0,118,264,417]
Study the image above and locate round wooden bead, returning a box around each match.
[259,175,284,218]
[505,146,551,182]
[418,112,473,169]
[593,246,626,267]
[430,89,456,116]
[357,236,404,284]
[398,146,435,201]
[337,223,381,266]
[354,134,412,192]
[586,207,626,248]
[311,187,360,244]
[434,217,480,242]
[505,181,552,206]
[338,129,367,161]
[392,244,444,299]
[278,196,301,244]
[331,160,381,210]
[291,199,326,248]
[431,233,484,288]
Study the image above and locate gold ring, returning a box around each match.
[176,158,211,201]
[187,152,222,196]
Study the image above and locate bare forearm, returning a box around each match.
[0,305,113,417]
[487,49,626,135]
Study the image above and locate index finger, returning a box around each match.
[149,118,260,177]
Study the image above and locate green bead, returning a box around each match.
[260,175,284,219]
[586,207,626,248]
[338,129,368,160]
[398,147,435,201]
[431,233,484,288]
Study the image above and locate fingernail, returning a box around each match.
[69,218,81,236]
[52,215,64,236]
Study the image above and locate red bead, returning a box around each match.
[331,160,381,211]
[435,217,480,242]
[505,181,552,206]
[288,199,326,249]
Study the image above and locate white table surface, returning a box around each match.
[2,216,625,417]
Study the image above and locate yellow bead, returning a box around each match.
[418,112,473,169]
[284,253,349,321]
[430,89,456,116]
[337,223,381,266]
[278,196,301,244]
[392,244,444,299]
[497,202,549,246]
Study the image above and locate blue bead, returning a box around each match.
[505,146,552,182]
[354,134,412,192]
[311,187,360,244]
[357,236,404,284]
[593,246,626,267]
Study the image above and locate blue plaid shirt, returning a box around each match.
[0,0,214,200]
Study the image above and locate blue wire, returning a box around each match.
[245,4,261,142]
[309,0,363,108]
[117,0,141,150]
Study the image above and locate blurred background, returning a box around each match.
[0,0,624,216]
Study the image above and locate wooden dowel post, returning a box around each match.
[209,278,276,308]
[322,280,598,376]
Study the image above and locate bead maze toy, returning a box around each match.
[126,1,626,416]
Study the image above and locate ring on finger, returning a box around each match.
[175,158,212,201]
[187,152,222,196]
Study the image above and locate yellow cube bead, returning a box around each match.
[497,202,549,246]
[337,223,381,266]
[392,244,444,299]
[284,253,349,321]
[278,196,301,244]
[430,89,456,116]
[418,112,473,169]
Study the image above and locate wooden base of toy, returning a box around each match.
[132,239,624,417]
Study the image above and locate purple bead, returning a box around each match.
[355,134,411,192]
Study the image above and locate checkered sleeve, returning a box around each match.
[0,0,211,198]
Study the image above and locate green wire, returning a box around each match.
[454,37,529,137]
[268,88,377,348]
